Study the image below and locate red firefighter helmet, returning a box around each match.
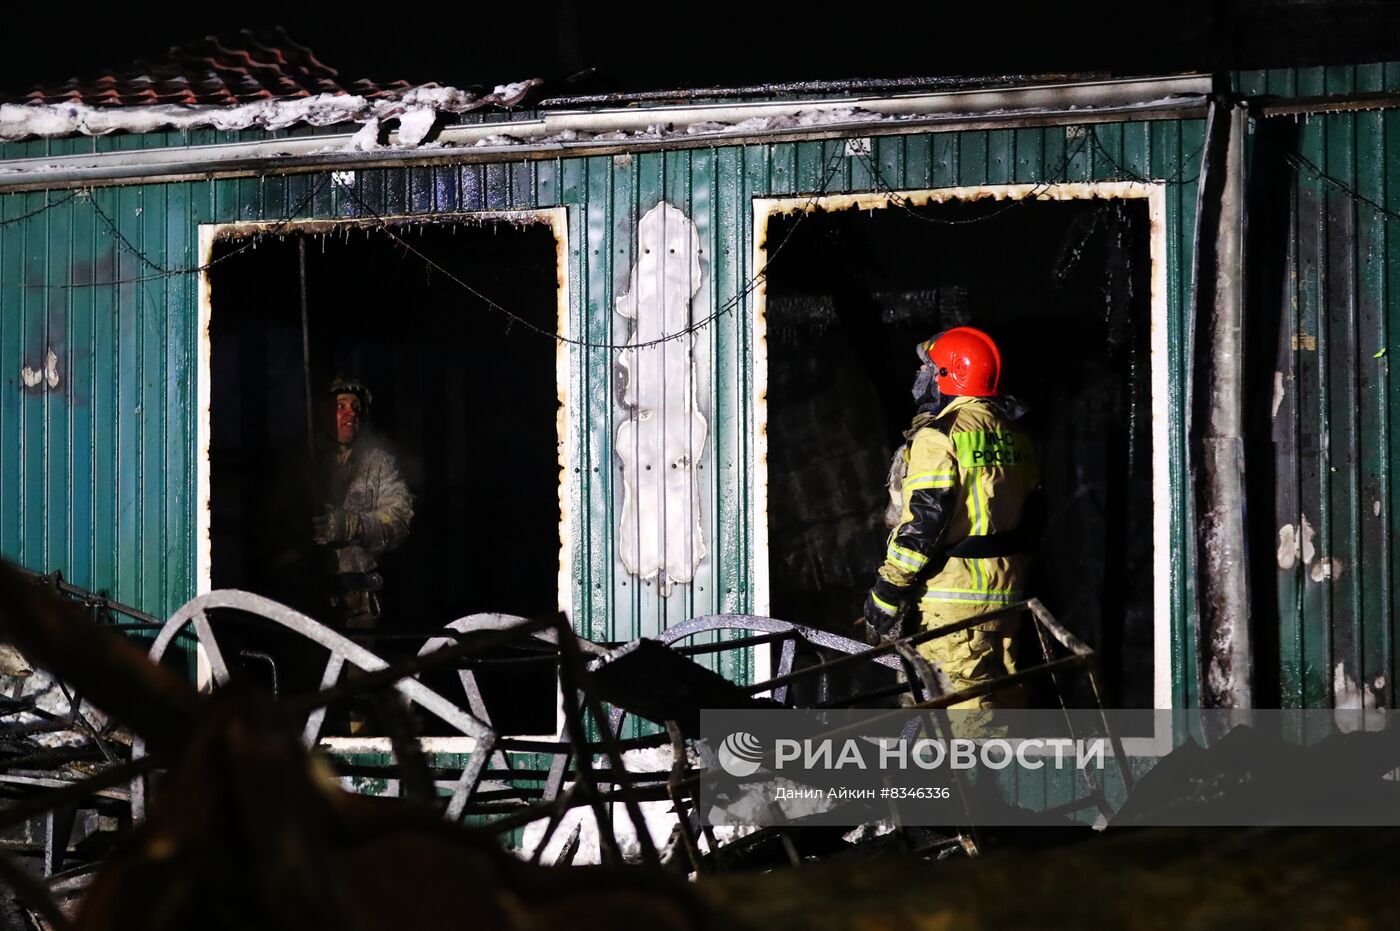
[919,327,1001,397]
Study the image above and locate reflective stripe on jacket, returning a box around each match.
[876,396,1039,608]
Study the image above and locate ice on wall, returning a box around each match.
[20,348,60,390]
[615,202,708,593]
[1276,515,1315,570]
[1334,662,1385,732]
[347,117,381,152]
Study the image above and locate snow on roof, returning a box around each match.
[14,28,356,107]
[0,28,541,143]
[1,82,540,145]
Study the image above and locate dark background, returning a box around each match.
[206,222,562,730]
[6,0,1389,715]
[764,197,1155,707]
[207,221,562,621]
[5,1,1400,102]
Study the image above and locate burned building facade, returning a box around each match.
[0,43,1397,725]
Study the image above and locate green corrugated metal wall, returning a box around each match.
[28,80,1400,710]
[1237,62,1400,709]
[0,119,1206,701]
[0,68,1394,830]
[0,167,196,623]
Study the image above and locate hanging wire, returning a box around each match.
[3,128,1167,297]
[0,121,1211,255]
[328,145,851,351]
[1085,125,1203,186]
[5,146,846,346]
[4,178,329,291]
[0,189,78,228]
[849,124,1202,212]
[72,176,332,287]
[1287,150,1400,224]
[1089,121,1400,223]
[853,125,1392,233]
[849,129,1093,227]
[4,126,1393,381]
[6,119,1282,318]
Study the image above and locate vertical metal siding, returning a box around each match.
[0,180,194,620]
[1236,62,1400,709]
[2,117,1208,702]
[1171,118,1206,708]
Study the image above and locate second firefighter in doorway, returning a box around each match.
[862,327,1040,710]
[311,375,414,629]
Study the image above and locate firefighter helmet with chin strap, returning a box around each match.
[918,327,1002,397]
[328,374,373,410]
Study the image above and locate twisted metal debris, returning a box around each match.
[0,559,1118,927]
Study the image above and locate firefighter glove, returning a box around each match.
[862,583,905,638]
[313,507,361,546]
[853,617,884,647]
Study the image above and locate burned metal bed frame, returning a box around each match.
[482,600,1133,868]
[275,598,1127,865]
[4,573,1129,888]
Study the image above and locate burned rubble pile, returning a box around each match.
[0,579,139,924]
[0,559,1394,928]
[0,564,723,930]
[1110,721,1400,826]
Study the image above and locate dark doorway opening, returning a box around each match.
[206,218,562,733]
[763,194,1154,708]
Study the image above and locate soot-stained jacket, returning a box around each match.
[319,433,414,576]
[869,396,1039,620]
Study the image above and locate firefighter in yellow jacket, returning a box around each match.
[862,327,1039,709]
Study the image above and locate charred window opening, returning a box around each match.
[207,220,561,734]
[763,195,1154,708]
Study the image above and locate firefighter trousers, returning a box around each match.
[916,601,1028,711]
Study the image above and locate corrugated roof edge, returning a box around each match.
[0,74,1216,192]
[531,73,1109,108]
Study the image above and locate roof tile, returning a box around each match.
[1,30,542,142]
[12,27,411,107]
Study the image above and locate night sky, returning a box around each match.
[6,1,1400,102]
